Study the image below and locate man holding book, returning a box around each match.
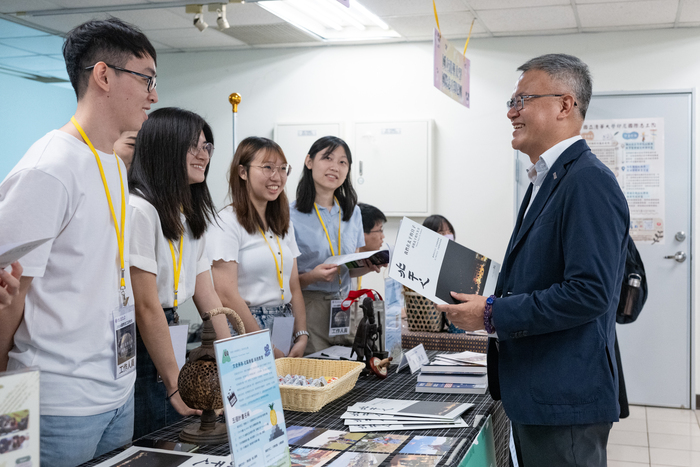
[436,54,629,467]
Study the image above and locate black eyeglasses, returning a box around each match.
[506,94,564,111]
[85,63,157,92]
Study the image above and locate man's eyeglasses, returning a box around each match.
[189,142,214,158]
[85,63,157,93]
[506,94,564,112]
[369,228,383,234]
[250,164,292,178]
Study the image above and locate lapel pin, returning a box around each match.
[553,172,557,179]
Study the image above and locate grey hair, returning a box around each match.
[517,53,592,119]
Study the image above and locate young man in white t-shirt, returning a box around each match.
[0,18,158,466]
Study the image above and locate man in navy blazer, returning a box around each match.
[437,54,629,466]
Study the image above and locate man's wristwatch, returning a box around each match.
[293,330,310,342]
[484,295,496,334]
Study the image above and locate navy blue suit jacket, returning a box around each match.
[491,139,629,426]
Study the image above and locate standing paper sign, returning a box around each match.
[433,28,470,108]
[0,368,40,466]
[214,330,291,467]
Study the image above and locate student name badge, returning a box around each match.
[329,299,350,336]
[113,303,136,379]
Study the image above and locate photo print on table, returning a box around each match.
[304,430,366,450]
[326,452,389,467]
[349,433,410,453]
[389,454,442,467]
[112,450,190,467]
[287,426,319,445]
[399,436,460,456]
[290,447,339,467]
[289,427,328,446]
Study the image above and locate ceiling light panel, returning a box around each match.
[258,0,401,41]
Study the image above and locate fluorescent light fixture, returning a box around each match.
[258,0,401,42]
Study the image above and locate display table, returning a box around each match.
[80,351,509,466]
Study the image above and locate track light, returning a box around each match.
[194,13,208,32]
[216,5,230,30]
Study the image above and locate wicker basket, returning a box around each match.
[404,290,443,332]
[276,358,364,412]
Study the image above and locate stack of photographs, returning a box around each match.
[340,398,473,432]
[287,426,462,467]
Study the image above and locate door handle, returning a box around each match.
[664,251,687,263]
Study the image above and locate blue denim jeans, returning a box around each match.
[133,308,183,439]
[228,303,292,336]
[40,390,134,467]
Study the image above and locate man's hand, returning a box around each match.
[435,292,488,332]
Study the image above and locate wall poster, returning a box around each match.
[582,118,665,244]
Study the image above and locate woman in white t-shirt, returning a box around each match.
[128,107,231,439]
[208,137,308,358]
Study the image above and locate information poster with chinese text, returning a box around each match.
[582,118,665,244]
[214,330,290,467]
[433,28,470,108]
[388,218,499,305]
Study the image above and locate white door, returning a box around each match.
[515,91,693,408]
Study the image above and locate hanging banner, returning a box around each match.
[433,28,470,108]
[581,118,665,244]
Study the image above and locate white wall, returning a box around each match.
[154,27,700,391]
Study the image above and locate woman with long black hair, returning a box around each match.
[128,107,231,438]
[207,136,308,358]
[290,136,378,355]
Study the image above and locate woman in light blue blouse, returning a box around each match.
[290,136,379,355]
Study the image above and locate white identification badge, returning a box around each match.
[113,303,136,379]
[329,299,350,336]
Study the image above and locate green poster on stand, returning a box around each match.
[459,415,497,467]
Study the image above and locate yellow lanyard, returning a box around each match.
[258,227,284,301]
[314,197,342,285]
[357,277,362,290]
[168,236,184,309]
[70,116,128,306]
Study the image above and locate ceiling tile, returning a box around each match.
[574,0,649,3]
[469,0,569,9]
[146,28,246,49]
[16,12,100,34]
[577,0,678,27]
[0,43,34,58]
[478,5,577,32]
[0,54,65,72]
[359,0,467,17]
[677,0,700,23]
[0,1,60,14]
[0,34,64,54]
[0,18,50,38]
[104,9,193,30]
[47,0,151,7]
[384,12,484,38]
